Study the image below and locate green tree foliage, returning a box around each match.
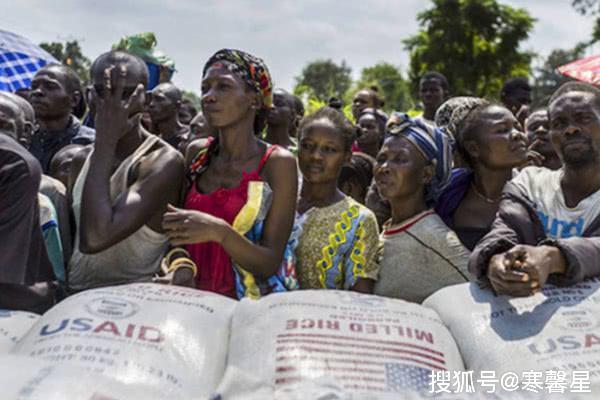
[39,40,91,85]
[572,0,600,43]
[530,1,598,107]
[293,59,352,101]
[351,63,412,113]
[572,0,599,15]
[404,0,535,98]
[532,46,586,106]
[532,0,600,106]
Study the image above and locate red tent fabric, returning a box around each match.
[558,54,600,86]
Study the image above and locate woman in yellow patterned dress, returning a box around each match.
[292,107,381,293]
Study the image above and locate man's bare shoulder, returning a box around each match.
[69,145,94,176]
[138,140,185,182]
[71,145,93,163]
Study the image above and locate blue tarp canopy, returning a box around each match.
[0,29,58,92]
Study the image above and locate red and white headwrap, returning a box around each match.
[203,48,273,109]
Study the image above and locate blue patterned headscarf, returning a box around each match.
[386,112,453,205]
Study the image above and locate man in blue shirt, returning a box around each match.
[29,64,95,172]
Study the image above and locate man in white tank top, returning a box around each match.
[67,50,184,292]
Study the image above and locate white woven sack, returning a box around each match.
[423,279,600,397]
[0,310,39,353]
[0,354,189,400]
[223,290,464,397]
[11,283,236,398]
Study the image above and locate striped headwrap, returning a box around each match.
[203,48,273,109]
[387,112,453,204]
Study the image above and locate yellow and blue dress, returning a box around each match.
[292,196,381,289]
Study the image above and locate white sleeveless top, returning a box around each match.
[68,135,168,291]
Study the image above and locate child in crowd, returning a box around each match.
[351,86,385,121]
[338,152,375,205]
[354,108,387,158]
[292,107,380,293]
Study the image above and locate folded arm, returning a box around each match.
[80,142,183,253]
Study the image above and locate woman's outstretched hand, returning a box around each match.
[162,204,229,246]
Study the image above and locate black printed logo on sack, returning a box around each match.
[85,297,140,319]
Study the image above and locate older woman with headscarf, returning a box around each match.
[373,113,470,303]
[162,49,299,299]
[365,97,487,228]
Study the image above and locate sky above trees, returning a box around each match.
[1,0,597,93]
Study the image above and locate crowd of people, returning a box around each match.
[1,46,600,313]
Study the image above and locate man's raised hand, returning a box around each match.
[93,65,144,146]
